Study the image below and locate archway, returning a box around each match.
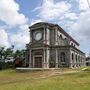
[61,52,65,62]
[60,52,66,67]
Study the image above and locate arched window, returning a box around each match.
[72,53,74,60]
[78,56,80,66]
[60,34,62,39]
[61,52,65,62]
[76,55,77,61]
[71,43,73,46]
[74,45,76,47]
[75,54,77,66]
[65,38,67,40]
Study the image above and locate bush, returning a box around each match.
[0,61,14,70]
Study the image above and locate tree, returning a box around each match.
[4,48,13,59]
[0,45,14,60]
[14,50,22,58]
[0,47,5,60]
[11,45,14,49]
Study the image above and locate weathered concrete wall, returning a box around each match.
[70,47,86,68]
[27,22,85,68]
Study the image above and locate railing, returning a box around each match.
[58,39,69,46]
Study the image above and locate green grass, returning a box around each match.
[0,67,90,90]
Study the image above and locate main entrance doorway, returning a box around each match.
[34,56,42,68]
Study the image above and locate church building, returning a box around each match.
[25,22,86,68]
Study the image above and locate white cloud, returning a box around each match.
[36,0,71,20]
[0,0,90,52]
[69,11,90,42]
[0,0,30,49]
[10,24,29,49]
[79,0,90,10]
[33,0,78,31]
[30,19,43,25]
[31,0,90,55]
[11,33,29,46]
[36,0,90,44]
[0,29,9,48]
[64,13,78,20]
[0,0,28,26]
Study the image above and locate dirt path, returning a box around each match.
[0,70,80,85]
[39,70,79,79]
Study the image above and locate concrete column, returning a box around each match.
[83,57,86,66]
[24,50,28,67]
[84,57,86,66]
[77,55,79,67]
[80,56,81,66]
[43,27,46,44]
[46,28,50,45]
[56,48,58,68]
[30,31,32,42]
[78,55,80,67]
[55,27,58,45]
[74,53,76,68]
[29,49,31,68]
[46,47,49,68]
[69,52,73,68]
[43,48,46,68]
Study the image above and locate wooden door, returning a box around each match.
[34,57,42,68]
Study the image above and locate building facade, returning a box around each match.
[25,22,86,68]
[86,57,90,66]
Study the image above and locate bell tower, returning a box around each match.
[28,22,50,68]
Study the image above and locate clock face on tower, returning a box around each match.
[34,31,42,41]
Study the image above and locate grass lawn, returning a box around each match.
[0,67,90,90]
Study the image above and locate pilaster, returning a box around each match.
[56,48,58,68]
[29,49,31,68]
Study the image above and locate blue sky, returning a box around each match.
[0,0,90,56]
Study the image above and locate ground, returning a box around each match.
[0,67,90,90]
